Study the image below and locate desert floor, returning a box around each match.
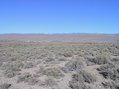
[0,40,119,89]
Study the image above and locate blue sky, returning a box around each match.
[0,0,119,34]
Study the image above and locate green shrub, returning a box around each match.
[102,81,118,89]
[1,63,12,70]
[37,80,44,86]
[17,72,40,85]
[102,80,119,89]
[62,52,73,57]
[98,61,119,82]
[111,56,119,62]
[13,61,24,68]
[87,55,109,65]
[100,69,119,81]
[97,62,116,71]
[65,59,84,71]
[17,72,32,83]
[9,57,17,61]
[44,77,57,87]
[0,83,11,89]
[0,61,3,67]
[35,60,42,65]
[26,77,39,85]
[59,67,68,73]
[69,82,91,89]
[78,70,96,83]
[33,74,40,78]
[58,57,67,61]
[1,62,21,71]
[3,64,21,78]
[4,71,21,78]
[70,70,96,84]
[36,66,44,75]
[45,57,55,62]
[44,68,64,79]
[114,80,119,89]
[23,62,34,69]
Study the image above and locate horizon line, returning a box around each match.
[0,33,119,35]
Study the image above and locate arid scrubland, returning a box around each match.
[0,40,119,89]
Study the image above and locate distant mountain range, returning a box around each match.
[0,33,119,43]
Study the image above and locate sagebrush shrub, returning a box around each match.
[62,52,73,57]
[65,59,84,71]
[44,68,64,79]
[87,55,109,65]
[100,68,119,81]
[70,70,96,85]
[0,83,11,89]
[44,77,57,87]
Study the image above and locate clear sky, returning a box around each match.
[0,0,119,34]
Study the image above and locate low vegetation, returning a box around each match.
[44,68,64,79]
[0,40,119,89]
[0,83,11,89]
[43,77,57,87]
[64,59,84,71]
[87,55,109,65]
